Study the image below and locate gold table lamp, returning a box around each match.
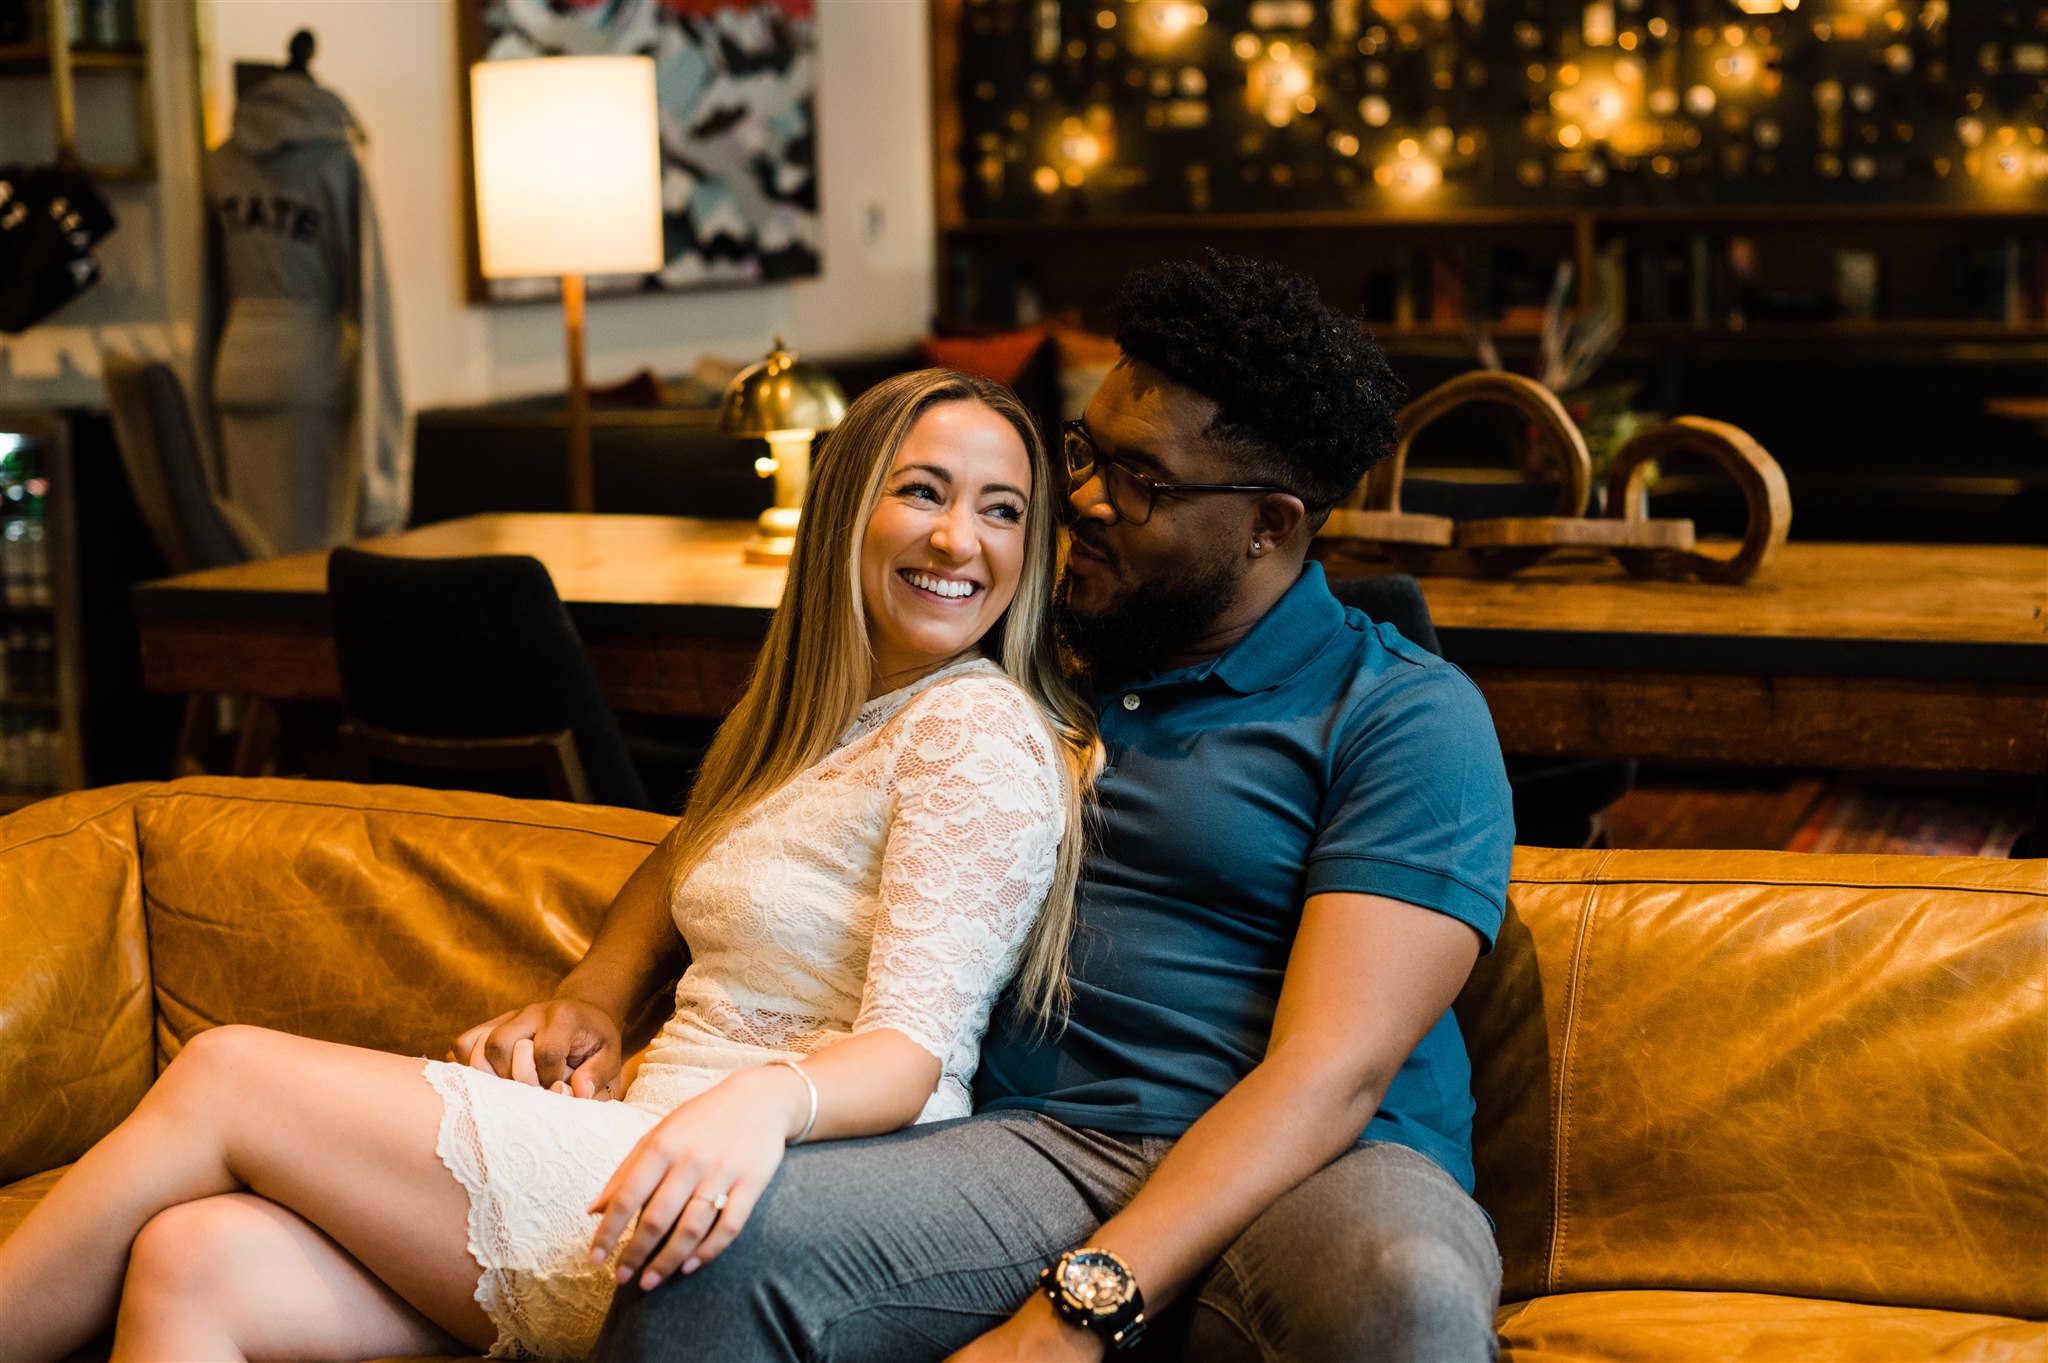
[721,338,847,564]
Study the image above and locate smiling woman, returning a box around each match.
[0,371,1101,1363]
[861,402,1033,693]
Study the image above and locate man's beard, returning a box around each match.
[1055,536,1245,673]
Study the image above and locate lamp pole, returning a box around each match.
[562,272,593,513]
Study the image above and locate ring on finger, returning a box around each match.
[689,1190,730,1213]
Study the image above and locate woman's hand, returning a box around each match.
[450,998,625,1099]
[588,1065,810,1290]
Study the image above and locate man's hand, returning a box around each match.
[450,998,625,1098]
[945,1291,1106,1363]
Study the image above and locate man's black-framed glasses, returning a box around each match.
[1062,420,1295,526]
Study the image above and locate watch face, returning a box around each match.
[1060,1251,1134,1316]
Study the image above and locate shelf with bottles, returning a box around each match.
[943,212,2048,351]
[2,482,55,613]
[0,0,141,51]
[0,717,65,800]
[0,41,143,76]
[0,0,153,179]
[1599,212,2048,334]
[0,620,60,702]
[0,415,83,810]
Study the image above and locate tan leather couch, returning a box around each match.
[4,778,2044,1362]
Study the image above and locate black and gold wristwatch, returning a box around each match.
[1038,1247,1147,1351]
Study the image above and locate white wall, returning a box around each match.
[201,0,936,411]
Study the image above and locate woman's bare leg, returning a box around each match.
[112,1193,462,1363]
[0,1025,495,1362]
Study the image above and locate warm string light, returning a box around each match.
[1375,147,1442,192]
[1032,107,1114,195]
[1017,0,2036,204]
[1130,0,1205,51]
[1973,122,2048,187]
[1247,40,1316,127]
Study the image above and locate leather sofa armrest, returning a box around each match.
[0,785,163,1183]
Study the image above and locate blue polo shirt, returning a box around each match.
[974,562,1513,1191]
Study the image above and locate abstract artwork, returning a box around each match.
[460,0,820,302]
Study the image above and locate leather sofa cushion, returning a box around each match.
[131,779,674,1066]
[0,787,159,1185]
[1496,1290,2048,1361]
[1462,847,2048,1319]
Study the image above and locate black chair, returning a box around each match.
[1328,573,1636,850]
[100,351,271,572]
[102,350,294,775]
[327,547,652,809]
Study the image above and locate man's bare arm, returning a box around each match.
[951,889,1482,1361]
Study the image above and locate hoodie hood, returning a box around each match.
[229,72,356,157]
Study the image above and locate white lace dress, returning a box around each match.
[420,659,1064,1360]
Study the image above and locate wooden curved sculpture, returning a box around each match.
[1321,371,1596,574]
[1604,416,1792,584]
[1370,370,1593,517]
[1312,372,1792,585]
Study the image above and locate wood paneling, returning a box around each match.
[1472,668,2048,775]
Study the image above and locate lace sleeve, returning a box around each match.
[853,675,1065,1063]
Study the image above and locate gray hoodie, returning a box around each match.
[200,72,407,547]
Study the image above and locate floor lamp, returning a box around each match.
[470,56,664,514]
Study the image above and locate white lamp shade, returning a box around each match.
[470,56,665,280]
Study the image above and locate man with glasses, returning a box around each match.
[601,254,1513,1363]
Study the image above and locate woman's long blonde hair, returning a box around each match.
[661,368,1097,1026]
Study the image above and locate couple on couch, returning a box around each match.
[0,256,1513,1363]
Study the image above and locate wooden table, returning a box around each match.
[134,514,2048,789]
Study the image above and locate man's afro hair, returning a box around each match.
[1112,253,1405,514]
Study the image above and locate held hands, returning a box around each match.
[586,1066,805,1291]
[450,998,625,1099]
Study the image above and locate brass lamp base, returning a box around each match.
[743,503,801,565]
[743,534,795,565]
[724,367,835,565]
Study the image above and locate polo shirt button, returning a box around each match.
[1122,693,1140,711]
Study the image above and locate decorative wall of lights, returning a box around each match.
[954,0,2048,216]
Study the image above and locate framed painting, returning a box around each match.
[457,0,821,303]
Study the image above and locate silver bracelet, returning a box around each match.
[771,1059,819,1145]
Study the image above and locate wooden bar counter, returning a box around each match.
[133,514,2048,781]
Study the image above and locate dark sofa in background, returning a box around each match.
[408,347,1065,528]
[408,341,2048,547]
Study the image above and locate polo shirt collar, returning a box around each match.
[1118,561,1340,695]
[1204,560,1343,693]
